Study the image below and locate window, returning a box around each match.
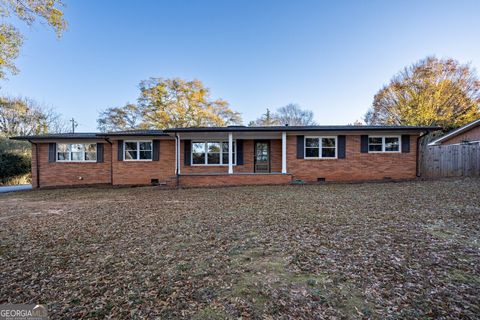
[56,143,97,162]
[368,136,400,153]
[305,137,337,159]
[124,141,152,160]
[192,141,236,165]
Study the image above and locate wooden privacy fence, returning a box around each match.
[419,144,480,178]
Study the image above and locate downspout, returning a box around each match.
[416,131,430,177]
[175,133,180,187]
[105,138,113,185]
[28,140,40,188]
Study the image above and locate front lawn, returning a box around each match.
[0,178,479,319]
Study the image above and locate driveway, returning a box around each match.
[0,184,32,193]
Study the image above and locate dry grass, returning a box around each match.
[0,178,479,319]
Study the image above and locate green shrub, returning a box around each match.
[0,153,31,185]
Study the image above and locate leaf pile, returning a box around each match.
[0,178,479,319]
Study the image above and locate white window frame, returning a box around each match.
[56,143,97,162]
[304,136,338,159]
[368,136,401,153]
[124,140,153,161]
[191,140,237,166]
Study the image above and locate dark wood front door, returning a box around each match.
[254,141,270,173]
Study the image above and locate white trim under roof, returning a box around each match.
[428,119,480,145]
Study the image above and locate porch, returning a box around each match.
[174,130,289,176]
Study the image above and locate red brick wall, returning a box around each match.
[32,134,419,188]
[270,139,282,173]
[32,140,177,188]
[440,125,480,145]
[32,142,111,188]
[179,173,292,187]
[31,144,38,188]
[111,140,176,186]
[287,135,418,182]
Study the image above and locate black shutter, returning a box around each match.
[48,143,56,162]
[97,143,104,163]
[360,135,369,153]
[338,135,346,159]
[117,140,123,161]
[401,135,410,153]
[236,139,244,165]
[153,140,160,161]
[296,135,304,159]
[184,140,191,166]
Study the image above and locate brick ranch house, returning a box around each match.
[12,125,440,188]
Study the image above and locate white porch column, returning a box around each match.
[228,132,233,174]
[282,131,287,174]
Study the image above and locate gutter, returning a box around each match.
[28,140,40,188]
[416,131,430,177]
[105,138,113,185]
[164,126,442,133]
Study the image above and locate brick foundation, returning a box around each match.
[179,173,293,187]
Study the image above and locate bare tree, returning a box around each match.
[0,96,68,136]
[274,103,317,126]
[250,104,317,126]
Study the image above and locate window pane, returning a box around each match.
[85,144,96,152]
[208,142,221,153]
[192,142,205,153]
[71,152,83,161]
[305,148,319,158]
[125,150,137,160]
[85,144,96,161]
[222,141,235,153]
[57,152,69,160]
[140,151,152,159]
[322,148,336,158]
[222,141,235,164]
[71,144,84,153]
[222,153,236,164]
[369,137,382,144]
[222,142,229,152]
[85,152,96,161]
[322,138,336,148]
[385,137,399,151]
[207,153,220,164]
[57,144,70,152]
[369,144,382,152]
[193,152,205,164]
[305,138,319,148]
[139,142,152,151]
[125,142,137,151]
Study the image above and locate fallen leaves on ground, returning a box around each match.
[0,178,479,319]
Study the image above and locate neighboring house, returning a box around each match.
[429,119,480,146]
[12,125,439,188]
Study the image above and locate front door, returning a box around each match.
[254,141,270,173]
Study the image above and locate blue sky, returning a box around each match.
[2,0,480,131]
